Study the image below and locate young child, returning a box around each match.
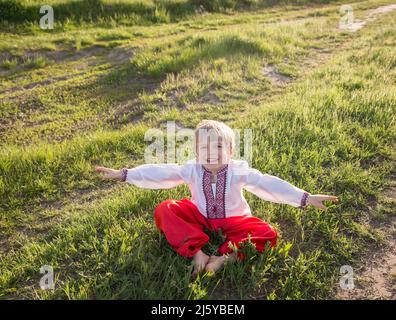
[95,120,338,277]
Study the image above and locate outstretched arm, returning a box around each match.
[242,168,338,210]
[95,163,187,189]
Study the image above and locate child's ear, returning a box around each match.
[229,144,234,156]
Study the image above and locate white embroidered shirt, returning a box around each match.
[125,159,307,218]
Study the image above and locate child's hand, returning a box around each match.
[95,166,122,180]
[307,194,338,210]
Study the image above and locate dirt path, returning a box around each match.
[337,186,396,300]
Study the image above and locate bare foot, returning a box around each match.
[191,250,210,278]
[205,253,236,274]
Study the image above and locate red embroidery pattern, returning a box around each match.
[202,165,228,219]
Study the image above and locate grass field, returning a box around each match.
[0,0,395,299]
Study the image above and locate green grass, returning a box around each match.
[0,58,18,69]
[0,0,395,299]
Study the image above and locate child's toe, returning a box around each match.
[205,262,216,273]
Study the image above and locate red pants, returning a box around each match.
[154,198,278,259]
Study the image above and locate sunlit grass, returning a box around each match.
[0,0,395,299]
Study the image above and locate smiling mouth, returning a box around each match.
[207,158,219,163]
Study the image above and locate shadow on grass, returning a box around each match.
[0,0,339,26]
[0,0,195,24]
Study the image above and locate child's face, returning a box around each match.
[196,130,232,171]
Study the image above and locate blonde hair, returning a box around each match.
[194,120,235,155]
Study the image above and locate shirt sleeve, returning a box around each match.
[125,163,188,189]
[241,168,307,207]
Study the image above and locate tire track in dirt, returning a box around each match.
[0,46,136,96]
